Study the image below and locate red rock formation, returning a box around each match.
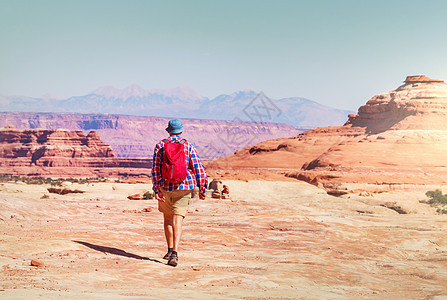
[211,75,447,185]
[346,75,447,133]
[0,127,151,177]
[404,75,443,83]
[0,113,302,159]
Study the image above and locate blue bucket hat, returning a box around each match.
[166,119,184,134]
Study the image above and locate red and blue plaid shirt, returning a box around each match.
[152,135,208,196]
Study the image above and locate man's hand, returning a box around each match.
[155,192,165,202]
[199,192,206,200]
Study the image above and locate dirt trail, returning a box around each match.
[1,180,447,299]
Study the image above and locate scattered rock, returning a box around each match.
[30,259,44,267]
[209,180,231,199]
[211,191,222,199]
[381,202,407,214]
[127,192,154,200]
[359,191,374,197]
[47,188,85,195]
[121,175,151,184]
[222,185,230,199]
[127,193,144,200]
[326,190,349,197]
[209,179,223,191]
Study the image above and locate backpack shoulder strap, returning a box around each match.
[163,138,186,144]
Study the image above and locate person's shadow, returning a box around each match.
[73,240,163,264]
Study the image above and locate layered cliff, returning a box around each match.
[0,127,151,177]
[346,75,447,132]
[211,75,447,185]
[0,114,301,159]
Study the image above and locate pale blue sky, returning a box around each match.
[1,0,446,110]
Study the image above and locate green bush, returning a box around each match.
[421,190,447,214]
[0,174,111,185]
[143,191,154,200]
[425,190,447,205]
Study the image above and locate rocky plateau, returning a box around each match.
[0,113,301,159]
[211,75,447,190]
[0,127,151,177]
[1,180,446,299]
[1,76,447,299]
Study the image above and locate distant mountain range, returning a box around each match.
[0,85,353,128]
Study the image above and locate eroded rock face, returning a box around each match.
[346,75,447,132]
[212,75,447,185]
[0,128,115,166]
[0,114,302,159]
[0,127,151,177]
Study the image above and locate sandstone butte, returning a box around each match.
[210,75,447,187]
[0,127,151,177]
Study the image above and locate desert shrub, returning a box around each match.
[421,190,447,214]
[0,175,111,186]
[78,178,90,184]
[425,190,447,205]
[0,174,12,182]
[50,179,64,187]
[143,191,154,200]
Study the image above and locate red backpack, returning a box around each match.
[161,139,188,183]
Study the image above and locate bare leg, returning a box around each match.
[163,213,174,249]
[172,214,184,252]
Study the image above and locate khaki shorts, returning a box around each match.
[158,189,192,217]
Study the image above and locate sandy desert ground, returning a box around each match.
[1,179,447,299]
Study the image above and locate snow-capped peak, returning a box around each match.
[148,86,205,101]
[228,89,258,98]
[92,84,148,98]
[92,86,122,98]
[122,84,148,98]
[91,85,204,101]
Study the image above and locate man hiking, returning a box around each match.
[151,119,208,267]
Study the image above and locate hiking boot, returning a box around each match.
[163,251,172,260]
[168,252,178,267]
